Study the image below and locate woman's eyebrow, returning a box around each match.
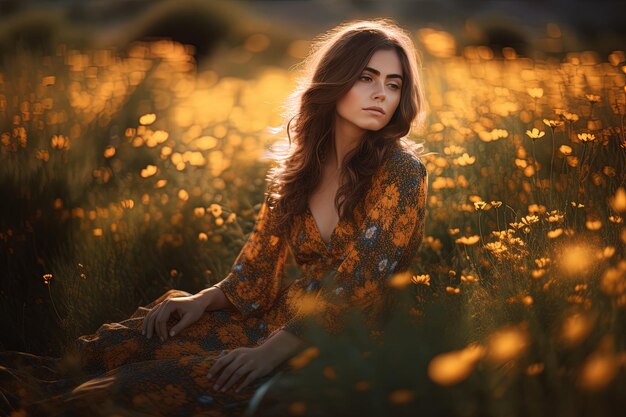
[363,66,403,81]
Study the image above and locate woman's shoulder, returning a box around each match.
[385,139,428,180]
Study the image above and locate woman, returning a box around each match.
[1,18,429,416]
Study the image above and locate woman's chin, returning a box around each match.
[365,124,388,132]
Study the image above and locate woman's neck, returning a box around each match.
[331,114,365,170]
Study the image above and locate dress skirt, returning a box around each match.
[0,289,289,417]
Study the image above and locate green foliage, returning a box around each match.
[1,24,625,417]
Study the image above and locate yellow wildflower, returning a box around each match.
[525,128,545,140]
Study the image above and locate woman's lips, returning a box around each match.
[364,109,385,116]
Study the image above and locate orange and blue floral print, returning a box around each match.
[1,289,285,416]
[0,148,427,416]
[215,148,428,340]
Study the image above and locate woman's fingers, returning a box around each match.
[168,311,193,337]
[207,352,228,382]
[154,300,172,341]
[209,351,240,390]
[214,359,248,392]
[207,349,266,392]
[235,370,259,393]
[220,362,251,392]
[142,303,161,339]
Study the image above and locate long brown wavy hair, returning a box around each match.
[265,18,429,237]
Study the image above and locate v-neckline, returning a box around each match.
[306,205,341,250]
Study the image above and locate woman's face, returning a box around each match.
[335,48,403,133]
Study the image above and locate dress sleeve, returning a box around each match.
[281,153,428,340]
[212,195,289,320]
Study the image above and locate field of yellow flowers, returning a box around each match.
[0,30,625,416]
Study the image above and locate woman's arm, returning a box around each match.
[195,286,237,312]
[208,328,306,393]
[211,198,290,319]
[143,286,236,341]
[257,329,306,367]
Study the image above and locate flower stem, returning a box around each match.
[47,283,62,321]
[531,140,539,204]
[549,127,556,208]
[478,211,484,247]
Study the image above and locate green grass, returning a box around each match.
[1,28,625,416]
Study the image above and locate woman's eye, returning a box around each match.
[360,76,400,90]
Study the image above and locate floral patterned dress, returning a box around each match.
[0,148,428,416]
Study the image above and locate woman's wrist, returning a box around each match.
[194,286,233,312]
[258,329,306,368]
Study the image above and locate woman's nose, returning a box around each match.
[372,83,386,100]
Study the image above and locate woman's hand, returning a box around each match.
[207,345,279,393]
[141,294,207,342]
[208,329,305,393]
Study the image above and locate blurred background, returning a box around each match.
[1,1,625,416]
[1,0,626,66]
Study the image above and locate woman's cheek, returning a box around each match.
[389,97,401,119]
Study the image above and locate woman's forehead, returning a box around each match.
[364,49,403,78]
